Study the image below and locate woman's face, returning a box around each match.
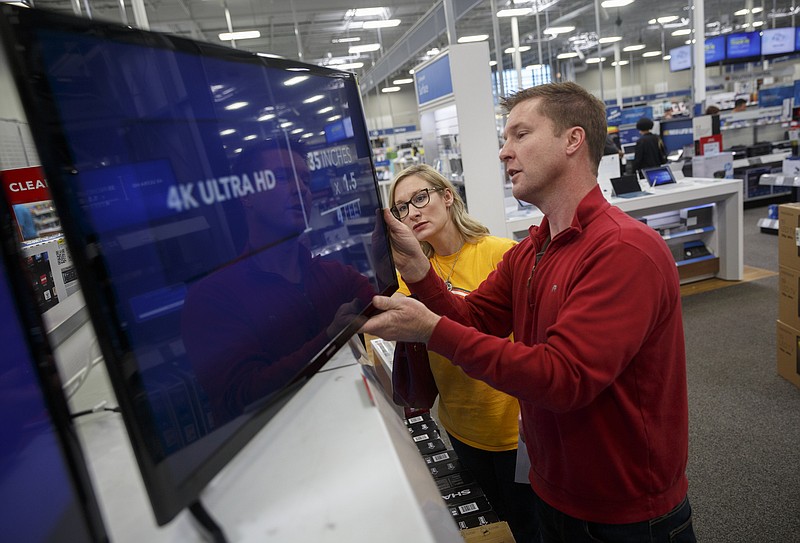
[392,175,453,244]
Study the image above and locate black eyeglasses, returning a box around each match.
[390,187,444,220]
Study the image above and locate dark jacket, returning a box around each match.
[632,132,666,172]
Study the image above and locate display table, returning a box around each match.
[70,345,461,542]
[505,178,743,281]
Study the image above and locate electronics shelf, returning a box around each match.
[505,178,743,284]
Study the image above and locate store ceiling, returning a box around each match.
[27,0,800,93]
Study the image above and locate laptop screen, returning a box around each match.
[643,166,677,187]
[610,174,643,196]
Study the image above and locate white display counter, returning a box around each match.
[505,177,743,282]
[70,345,462,542]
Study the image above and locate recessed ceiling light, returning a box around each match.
[257,113,275,121]
[497,8,533,17]
[284,76,309,86]
[672,29,692,36]
[290,128,303,134]
[244,134,257,141]
[303,95,324,104]
[623,44,646,52]
[504,46,531,54]
[612,60,629,66]
[220,129,236,136]
[362,19,401,29]
[224,101,248,111]
[349,43,381,54]
[332,37,361,43]
[347,7,387,17]
[543,26,575,36]
[458,34,489,43]
[392,78,414,85]
[656,15,679,24]
[327,115,342,122]
[381,86,401,93]
[335,62,365,70]
[318,106,334,114]
[557,52,579,59]
[642,51,662,57]
[598,36,622,44]
[585,57,606,64]
[600,0,635,7]
[280,121,293,128]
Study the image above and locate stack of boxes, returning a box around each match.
[776,203,800,389]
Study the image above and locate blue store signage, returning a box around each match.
[416,54,453,106]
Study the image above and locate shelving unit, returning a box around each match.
[505,178,743,284]
[758,173,800,233]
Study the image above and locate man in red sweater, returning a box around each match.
[362,81,696,542]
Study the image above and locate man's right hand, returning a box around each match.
[382,208,431,283]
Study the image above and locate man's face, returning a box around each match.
[499,98,566,204]
[245,148,312,235]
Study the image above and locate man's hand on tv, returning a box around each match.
[359,294,440,344]
[381,208,430,283]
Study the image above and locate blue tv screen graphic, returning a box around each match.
[705,36,725,64]
[0,263,97,542]
[726,31,761,59]
[762,27,795,56]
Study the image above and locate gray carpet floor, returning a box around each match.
[683,205,800,542]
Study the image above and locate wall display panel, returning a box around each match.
[726,31,761,61]
[705,36,726,65]
[762,27,795,56]
[0,4,397,526]
[669,45,692,72]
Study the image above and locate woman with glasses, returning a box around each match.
[388,164,538,542]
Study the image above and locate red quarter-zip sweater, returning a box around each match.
[408,185,689,523]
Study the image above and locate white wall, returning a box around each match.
[361,87,419,132]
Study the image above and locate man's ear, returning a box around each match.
[565,126,586,157]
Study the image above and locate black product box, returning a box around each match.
[407,419,439,436]
[455,511,500,531]
[435,471,477,493]
[405,413,433,426]
[425,450,464,478]
[416,436,446,455]
[449,496,493,519]
[410,428,441,442]
[441,484,485,506]
[680,204,713,230]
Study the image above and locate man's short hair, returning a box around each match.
[734,98,747,108]
[636,117,654,131]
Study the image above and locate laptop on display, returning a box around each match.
[610,174,652,199]
[643,166,680,190]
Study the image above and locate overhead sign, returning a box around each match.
[415,54,453,106]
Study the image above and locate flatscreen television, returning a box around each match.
[726,31,761,61]
[761,27,795,56]
[0,193,108,541]
[669,44,692,72]
[0,4,397,528]
[704,35,726,65]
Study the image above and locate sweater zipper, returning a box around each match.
[527,236,550,303]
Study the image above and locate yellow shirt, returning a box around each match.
[397,235,519,451]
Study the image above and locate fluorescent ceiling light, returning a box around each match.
[347,7,387,17]
[426,48,440,56]
[362,19,401,29]
[392,78,413,84]
[381,86,401,93]
[332,37,361,43]
[543,26,575,36]
[657,15,679,24]
[585,57,606,64]
[224,101,248,111]
[290,128,303,134]
[257,113,275,121]
[752,21,764,27]
[257,52,283,59]
[284,76,309,86]
[557,52,579,59]
[612,60,629,66]
[663,54,672,60]
[303,95,324,104]
[526,64,544,70]
[504,46,531,54]
[671,28,691,36]
[219,30,260,41]
[327,115,342,122]
[286,67,309,72]
[335,62,365,70]
[598,36,622,44]
[600,0,634,7]
[244,134,257,141]
[300,133,314,139]
[220,129,236,136]
[497,8,532,17]
[489,60,497,66]
[317,106,334,114]
[280,121,293,128]
[349,43,381,54]
[642,50,662,57]
[409,69,415,74]
[458,34,489,43]
[623,44,646,52]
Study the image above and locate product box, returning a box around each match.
[779,266,800,330]
[782,156,800,177]
[425,450,465,478]
[679,204,714,230]
[441,485,485,506]
[455,511,501,531]
[435,471,477,493]
[407,418,439,437]
[776,320,800,389]
[460,521,515,543]
[416,436,446,455]
[778,203,800,270]
[405,412,433,426]
[449,496,493,520]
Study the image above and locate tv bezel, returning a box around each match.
[0,181,109,541]
[0,4,396,526]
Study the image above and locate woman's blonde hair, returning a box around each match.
[388,163,489,258]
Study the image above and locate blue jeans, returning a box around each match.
[536,493,696,543]
[447,432,540,543]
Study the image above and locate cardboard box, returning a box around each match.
[776,320,800,389]
[779,266,800,330]
[778,203,800,270]
[460,521,515,542]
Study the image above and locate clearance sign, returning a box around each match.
[1,166,51,205]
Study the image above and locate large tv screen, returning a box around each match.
[726,31,761,60]
[0,4,396,526]
[669,44,692,72]
[762,27,795,56]
[0,198,108,541]
[705,36,726,65]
